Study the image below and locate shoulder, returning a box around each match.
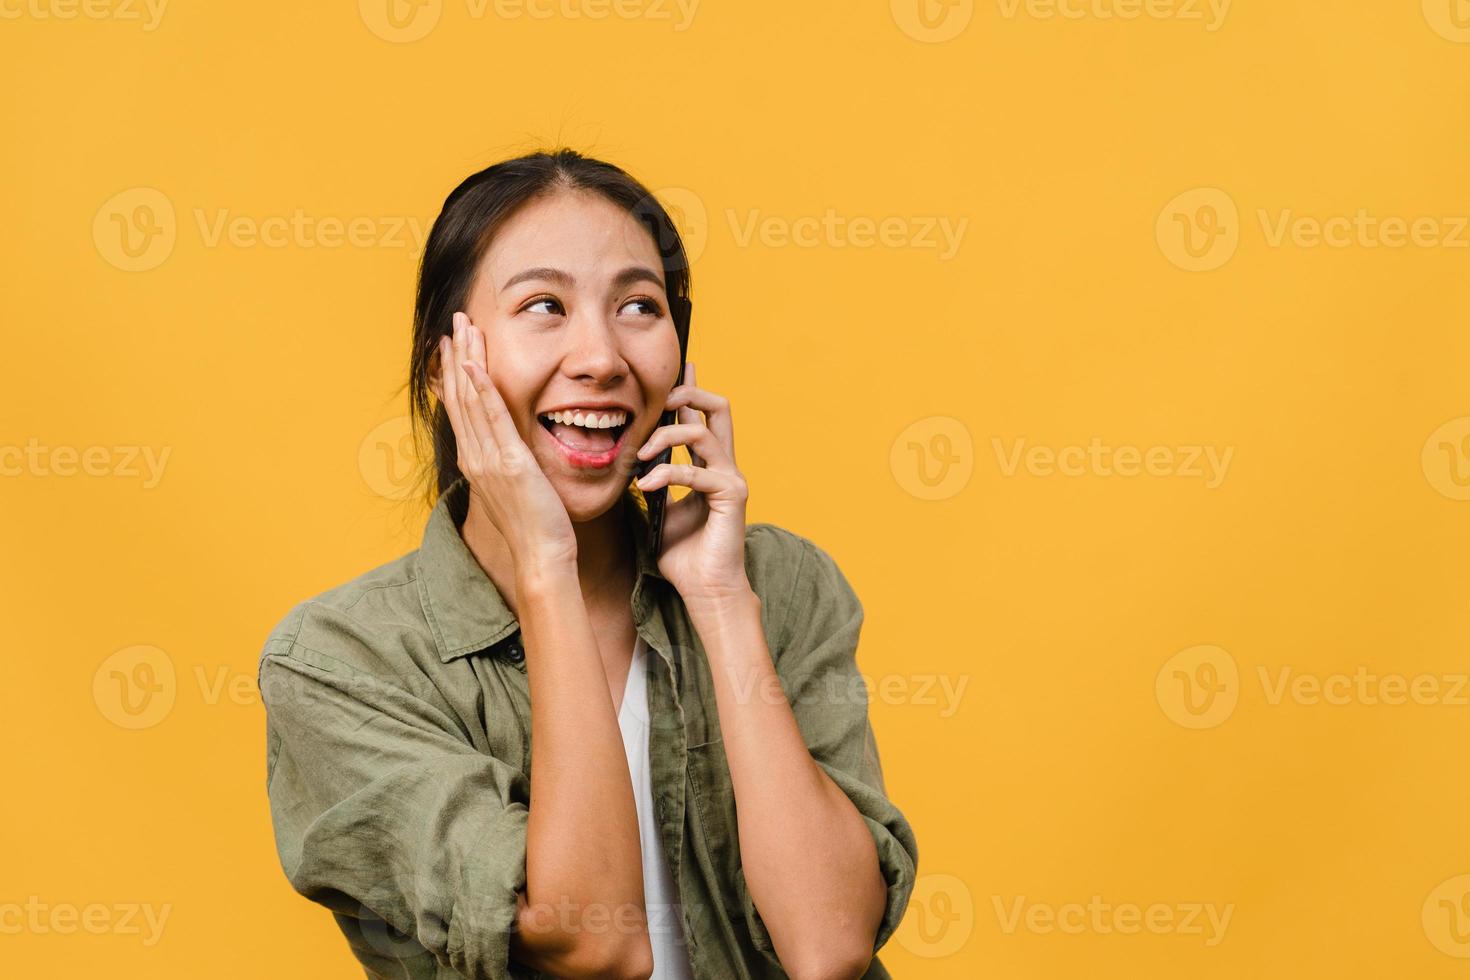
[258,549,432,682]
[742,521,812,596]
[742,522,863,649]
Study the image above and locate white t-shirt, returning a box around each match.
[618,635,697,979]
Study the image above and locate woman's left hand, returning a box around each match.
[633,363,752,604]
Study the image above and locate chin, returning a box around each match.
[555,480,629,523]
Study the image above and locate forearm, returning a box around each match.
[689,588,887,980]
[513,562,651,976]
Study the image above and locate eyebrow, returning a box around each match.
[500,265,667,294]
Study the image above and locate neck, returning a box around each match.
[458,491,634,616]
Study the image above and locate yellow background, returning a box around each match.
[3,0,1469,976]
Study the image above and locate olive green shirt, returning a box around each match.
[257,476,918,979]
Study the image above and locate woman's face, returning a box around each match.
[460,188,683,522]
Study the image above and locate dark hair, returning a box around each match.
[404,147,693,509]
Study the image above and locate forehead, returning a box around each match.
[479,188,663,290]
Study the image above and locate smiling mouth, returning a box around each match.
[537,415,630,452]
[535,412,634,469]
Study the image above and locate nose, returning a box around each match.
[561,308,628,383]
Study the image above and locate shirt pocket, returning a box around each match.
[685,737,745,919]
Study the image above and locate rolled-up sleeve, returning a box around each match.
[259,639,531,980]
[736,533,920,967]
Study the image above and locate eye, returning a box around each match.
[520,295,564,316]
[620,297,663,317]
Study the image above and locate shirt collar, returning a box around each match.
[417,475,669,663]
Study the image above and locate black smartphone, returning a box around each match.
[635,295,692,558]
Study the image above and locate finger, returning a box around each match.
[451,313,487,473]
[470,314,488,369]
[675,363,703,466]
[460,361,503,467]
[460,325,522,452]
[636,422,731,471]
[666,379,735,465]
[458,330,516,465]
[441,317,481,474]
[635,461,741,497]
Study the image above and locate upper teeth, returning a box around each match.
[542,409,627,429]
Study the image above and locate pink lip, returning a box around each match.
[537,419,632,470]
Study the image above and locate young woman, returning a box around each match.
[258,149,918,980]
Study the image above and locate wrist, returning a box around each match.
[514,555,579,596]
[683,581,761,621]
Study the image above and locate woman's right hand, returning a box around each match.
[437,311,579,575]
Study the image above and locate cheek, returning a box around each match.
[487,364,538,425]
[474,332,539,422]
[642,332,684,392]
